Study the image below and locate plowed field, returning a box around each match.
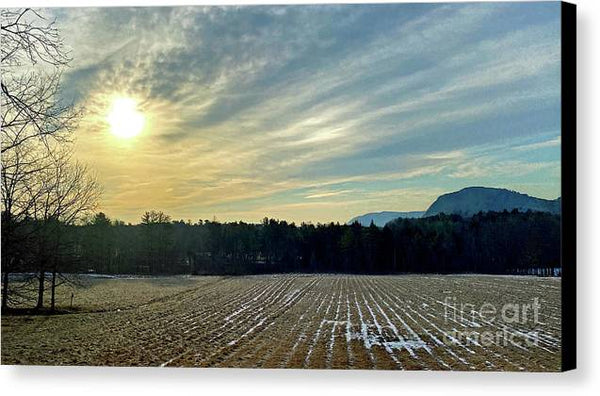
[1,274,561,371]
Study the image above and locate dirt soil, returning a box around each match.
[1,274,562,371]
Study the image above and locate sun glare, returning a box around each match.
[107,97,145,139]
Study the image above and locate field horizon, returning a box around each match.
[1,274,562,371]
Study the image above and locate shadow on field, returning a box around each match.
[1,307,87,316]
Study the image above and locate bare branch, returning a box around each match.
[1,8,71,68]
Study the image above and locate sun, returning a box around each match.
[106,97,145,139]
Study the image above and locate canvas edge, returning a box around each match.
[560,0,576,373]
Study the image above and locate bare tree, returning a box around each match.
[1,9,91,311]
[1,8,69,67]
[1,71,79,154]
[1,139,53,308]
[29,150,100,310]
[1,8,78,154]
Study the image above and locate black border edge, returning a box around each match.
[561,0,576,372]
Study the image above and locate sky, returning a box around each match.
[46,2,562,224]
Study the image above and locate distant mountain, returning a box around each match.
[424,187,560,217]
[348,211,425,227]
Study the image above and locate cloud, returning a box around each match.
[513,136,561,151]
[449,159,559,179]
[44,3,562,223]
[305,190,354,199]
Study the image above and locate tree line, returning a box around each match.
[3,208,560,278]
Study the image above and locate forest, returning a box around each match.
[20,210,565,276]
[1,208,561,310]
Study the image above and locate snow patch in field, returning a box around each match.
[333,316,430,357]
[324,320,348,325]
[385,340,428,351]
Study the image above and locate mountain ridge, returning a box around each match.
[424,186,560,217]
[348,186,560,226]
[348,211,425,227]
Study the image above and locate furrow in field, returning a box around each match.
[218,276,322,368]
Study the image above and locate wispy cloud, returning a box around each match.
[305,190,354,200]
[47,3,561,223]
[513,136,561,151]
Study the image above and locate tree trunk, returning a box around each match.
[50,269,57,312]
[1,270,9,311]
[36,268,45,309]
